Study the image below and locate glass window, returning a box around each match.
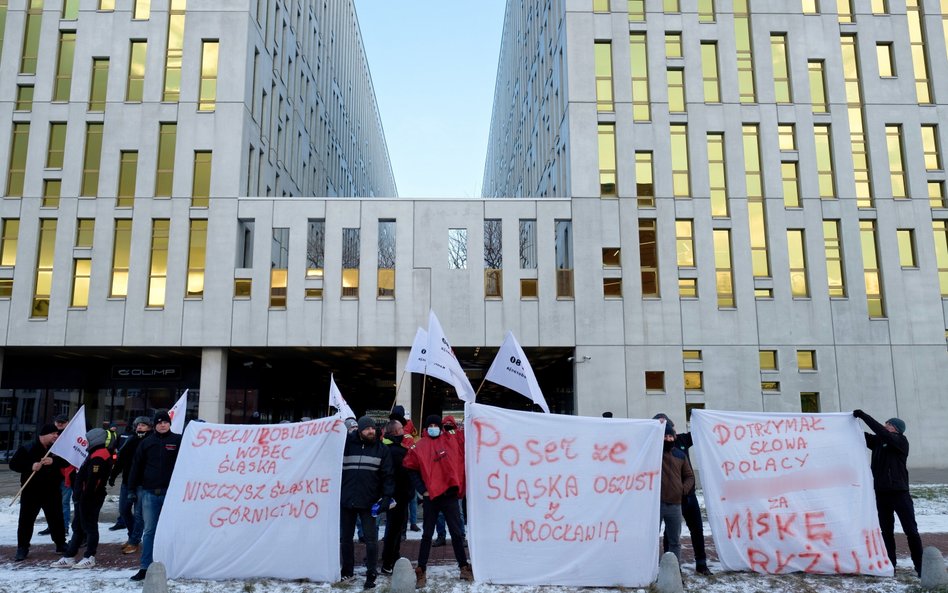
[484,219,502,299]
[814,125,836,199]
[598,124,617,197]
[906,0,931,104]
[667,69,685,113]
[771,35,791,103]
[872,0,887,13]
[707,134,728,217]
[782,162,800,208]
[797,350,816,370]
[679,278,697,297]
[192,151,212,207]
[933,221,947,296]
[636,151,654,207]
[71,258,91,308]
[148,219,170,308]
[788,229,809,297]
[75,219,94,248]
[117,151,138,208]
[802,0,819,14]
[602,247,620,267]
[15,86,34,111]
[99,0,115,9]
[593,0,610,11]
[801,393,820,413]
[89,59,109,111]
[670,125,690,198]
[684,371,703,391]
[676,220,694,267]
[7,123,29,197]
[81,123,103,197]
[236,219,254,268]
[683,350,702,360]
[62,0,79,20]
[698,0,715,21]
[778,124,796,151]
[639,219,659,297]
[555,220,574,298]
[860,221,885,318]
[838,0,853,23]
[32,219,57,318]
[53,32,76,102]
[133,0,151,19]
[1,219,20,267]
[808,61,827,112]
[199,40,219,111]
[760,350,777,370]
[603,278,622,298]
[127,41,147,102]
[47,123,67,169]
[342,227,360,298]
[155,123,177,197]
[713,229,734,308]
[306,219,325,278]
[20,0,43,75]
[663,0,679,12]
[665,33,682,58]
[628,0,644,21]
[270,228,289,307]
[520,278,538,299]
[921,125,941,171]
[594,42,613,112]
[886,126,907,199]
[762,381,781,392]
[734,1,756,103]
[841,36,872,208]
[630,34,650,121]
[877,44,894,77]
[645,371,665,392]
[519,220,537,269]
[448,228,468,270]
[823,220,846,297]
[186,219,207,298]
[701,43,720,103]
[163,0,187,102]
[929,181,945,209]
[378,220,396,298]
[43,180,61,208]
[897,229,917,267]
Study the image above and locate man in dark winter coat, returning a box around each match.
[853,409,923,576]
[380,419,414,574]
[127,410,181,581]
[9,424,68,561]
[654,413,712,575]
[403,415,473,587]
[660,423,695,563]
[51,428,115,568]
[110,415,153,554]
[340,416,394,590]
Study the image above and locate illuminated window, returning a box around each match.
[636,151,654,207]
[598,124,617,197]
[595,42,614,112]
[53,32,76,102]
[707,134,728,217]
[698,0,715,21]
[147,219,169,308]
[81,123,103,197]
[663,0,679,13]
[897,229,917,268]
[594,0,610,11]
[701,43,720,103]
[921,125,941,171]
[778,125,796,152]
[872,0,887,13]
[684,371,703,391]
[679,278,698,298]
[32,219,56,318]
[20,0,42,75]
[667,68,685,113]
[787,229,809,297]
[117,151,138,208]
[306,219,325,279]
[802,0,819,14]
[639,219,659,297]
[15,86,34,111]
[665,33,682,58]
[484,219,503,299]
[110,219,131,298]
[771,35,791,103]
[943,0,948,66]
[163,0,187,102]
[823,220,846,297]
[797,350,816,370]
[906,0,931,104]
[808,61,827,112]
[933,221,947,296]
[47,123,67,169]
[670,124,690,198]
[270,228,289,307]
[520,219,537,269]
[814,125,836,199]
[801,392,820,413]
[860,221,885,317]
[876,43,894,77]
[71,259,91,308]
[744,126,769,278]
[762,381,781,392]
[841,36,872,208]
[155,123,177,197]
[7,123,29,197]
[743,124,762,200]
[1,219,19,266]
[713,229,734,308]
[62,0,78,19]
[929,181,946,209]
[199,40,219,111]
[75,218,96,248]
[630,34,650,121]
[734,1,756,103]
[342,227,360,298]
[683,350,702,360]
[127,41,147,102]
[556,220,574,298]
[43,181,60,208]
[886,126,907,199]
[760,350,777,370]
[378,220,396,298]
[191,151,212,207]
[838,0,853,23]
[676,220,694,267]
[99,0,114,9]
[628,0,644,21]
[645,371,665,392]
[782,162,800,208]
[134,0,151,19]
[89,59,109,112]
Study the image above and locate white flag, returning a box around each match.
[405,327,428,374]
[168,389,189,434]
[329,374,356,420]
[426,311,475,402]
[49,405,88,468]
[484,331,550,413]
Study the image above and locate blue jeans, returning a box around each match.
[120,484,145,545]
[140,489,166,570]
[61,484,72,528]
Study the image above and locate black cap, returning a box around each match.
[425,414,442,428]
[154,410,172,425]
[357,416,375,432]
[53,414,69,424]
[665,424,677,437]
[602,412,613,418]
[653,413,675,429]
[39,423,59,436]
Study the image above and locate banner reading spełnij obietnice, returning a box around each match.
[465,403,663,587]
[690,409,892,576]
[153,417,347,581]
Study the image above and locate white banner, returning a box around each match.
[49,405,87,468]
[169,389,188,434]
[426,311,475,402]
[484,331,549,413]
[405,327,428,374]
[154,417,347,581]
[464,403,663,586]
[690,410,891,576]
[328,374,356,420]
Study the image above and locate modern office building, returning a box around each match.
[0,0,946,469]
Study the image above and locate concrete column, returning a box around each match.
[198,348,228,423]
[394,348,412,410]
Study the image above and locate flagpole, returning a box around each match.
[418,373,428,429]
[10,449,52,506]
[390,369,407,412]
[474,376,487,397]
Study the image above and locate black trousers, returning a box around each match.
[876,490,923,573]
[65,499,103,558]
[417,493,467,569]
[17,486,66,550]
[381,498,409,570]
[340,507,377,578]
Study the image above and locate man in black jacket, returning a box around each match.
[853,409,923,576]
[9,424,68,561]
[127,410,181,581]
[380,419,414,575]
[340,416,394,590]
[110,415,153,554]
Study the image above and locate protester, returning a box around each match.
[127,410,181,581]
[340,416,393,590]
[9,424,68,561]
[660,423,694,563]
[37,414,72,538]
[109,415,153,555]
[433,415,466,545]
[51,428,115,568]
[654,413,712,575]
[389,405,420,531]
[853,409,923,576]
[403,415,473,587]
[380,420,413,575]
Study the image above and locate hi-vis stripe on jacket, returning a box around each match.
[341,431,394,509]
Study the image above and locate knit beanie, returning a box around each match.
[886,417,906,434]
[425,414,443,429]
[39,423,60,436]
[357,416,376,432]
[86,428,108,450]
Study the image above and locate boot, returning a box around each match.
[459,563,474,581]
[14,547,28,562]
[415,566,426,589]
[432,536,446,547]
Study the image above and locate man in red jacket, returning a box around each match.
[402,415,473,587]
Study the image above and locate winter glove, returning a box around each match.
[108,476,116,487]
[127,490,137,505]
[853,409,865,419]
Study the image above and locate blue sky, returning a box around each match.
[352,0,507,198]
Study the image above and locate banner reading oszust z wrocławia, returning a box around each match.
[690,409,892,576]
[465,403,663,586]
[153,417,346,581]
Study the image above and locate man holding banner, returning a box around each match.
[660,423,694,564]
[9,424,68,561]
